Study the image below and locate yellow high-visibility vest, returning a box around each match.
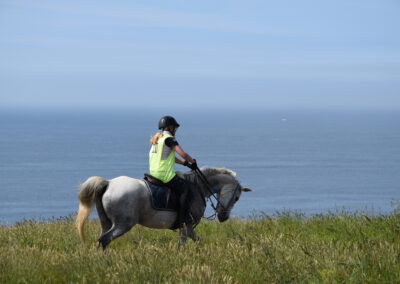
[149,134,176,183]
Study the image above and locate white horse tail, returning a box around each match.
[76,176,109,242]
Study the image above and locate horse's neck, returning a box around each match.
[181,170,218,199]
[180,171,213,224]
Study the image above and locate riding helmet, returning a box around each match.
[158,116,180,130]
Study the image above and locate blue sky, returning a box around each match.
[0,0,399,110]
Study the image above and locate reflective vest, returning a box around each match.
[149,134,176,183]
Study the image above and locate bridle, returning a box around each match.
[218,182,241,214]
[194,167,241,218]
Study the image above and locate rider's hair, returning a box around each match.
[149,126,175,145]
[150,132,163,145]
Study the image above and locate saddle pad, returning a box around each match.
[144,180,178,211]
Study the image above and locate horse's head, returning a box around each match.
[203,168,252,222]
[216,180,252,222]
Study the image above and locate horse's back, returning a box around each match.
[102,175,176,229]
[109,176,146,192]
[102,176,149,213]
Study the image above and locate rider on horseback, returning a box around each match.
[149,116,197,229]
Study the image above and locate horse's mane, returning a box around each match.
[200,167,237,179]
[180,167,238,184]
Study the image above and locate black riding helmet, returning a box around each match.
[158,116,180,130]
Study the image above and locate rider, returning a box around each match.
[149,115,197,229]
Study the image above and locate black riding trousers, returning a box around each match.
[166,175,191,225]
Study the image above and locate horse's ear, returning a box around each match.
[241,187,252,192]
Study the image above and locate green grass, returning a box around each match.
[1,213,399,283]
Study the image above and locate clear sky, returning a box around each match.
[1,0,399,110]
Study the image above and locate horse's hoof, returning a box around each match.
[179,234,188,246]
[179,237,187,245]
[188,233,199,242]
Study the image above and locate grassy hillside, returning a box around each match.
[0,213,399,283]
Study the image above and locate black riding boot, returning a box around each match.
[166,175,192,228]
[178,189,192,226]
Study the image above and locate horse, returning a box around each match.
[76,167,252,249]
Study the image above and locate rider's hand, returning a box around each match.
[189,159,197,170]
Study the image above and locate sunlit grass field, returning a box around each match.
[1,213,399,283]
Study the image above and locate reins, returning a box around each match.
[194,168,221,205]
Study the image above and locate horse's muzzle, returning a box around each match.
[217,212,229,222]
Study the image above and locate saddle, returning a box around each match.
[143,174,179,212]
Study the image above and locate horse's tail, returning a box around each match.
[76,176,109,242]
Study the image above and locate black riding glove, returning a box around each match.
[183,160,190,168]
[189,160,198,170]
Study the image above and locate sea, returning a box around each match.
[1,109,399,224]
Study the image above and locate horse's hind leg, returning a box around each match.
[98,222,136,250]
[97,215,112,249]
[96,201,112,237]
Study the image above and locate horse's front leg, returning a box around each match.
[179,223,199,244]
[179,224,188,245]
[186,223,199,242]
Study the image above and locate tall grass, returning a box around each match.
[0,213,399,283]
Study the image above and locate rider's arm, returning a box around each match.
[175,157,185,165]
[173,145,195,164]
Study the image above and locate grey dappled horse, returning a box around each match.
[76,168,251,249]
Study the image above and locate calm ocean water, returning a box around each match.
[0,109,399,224]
